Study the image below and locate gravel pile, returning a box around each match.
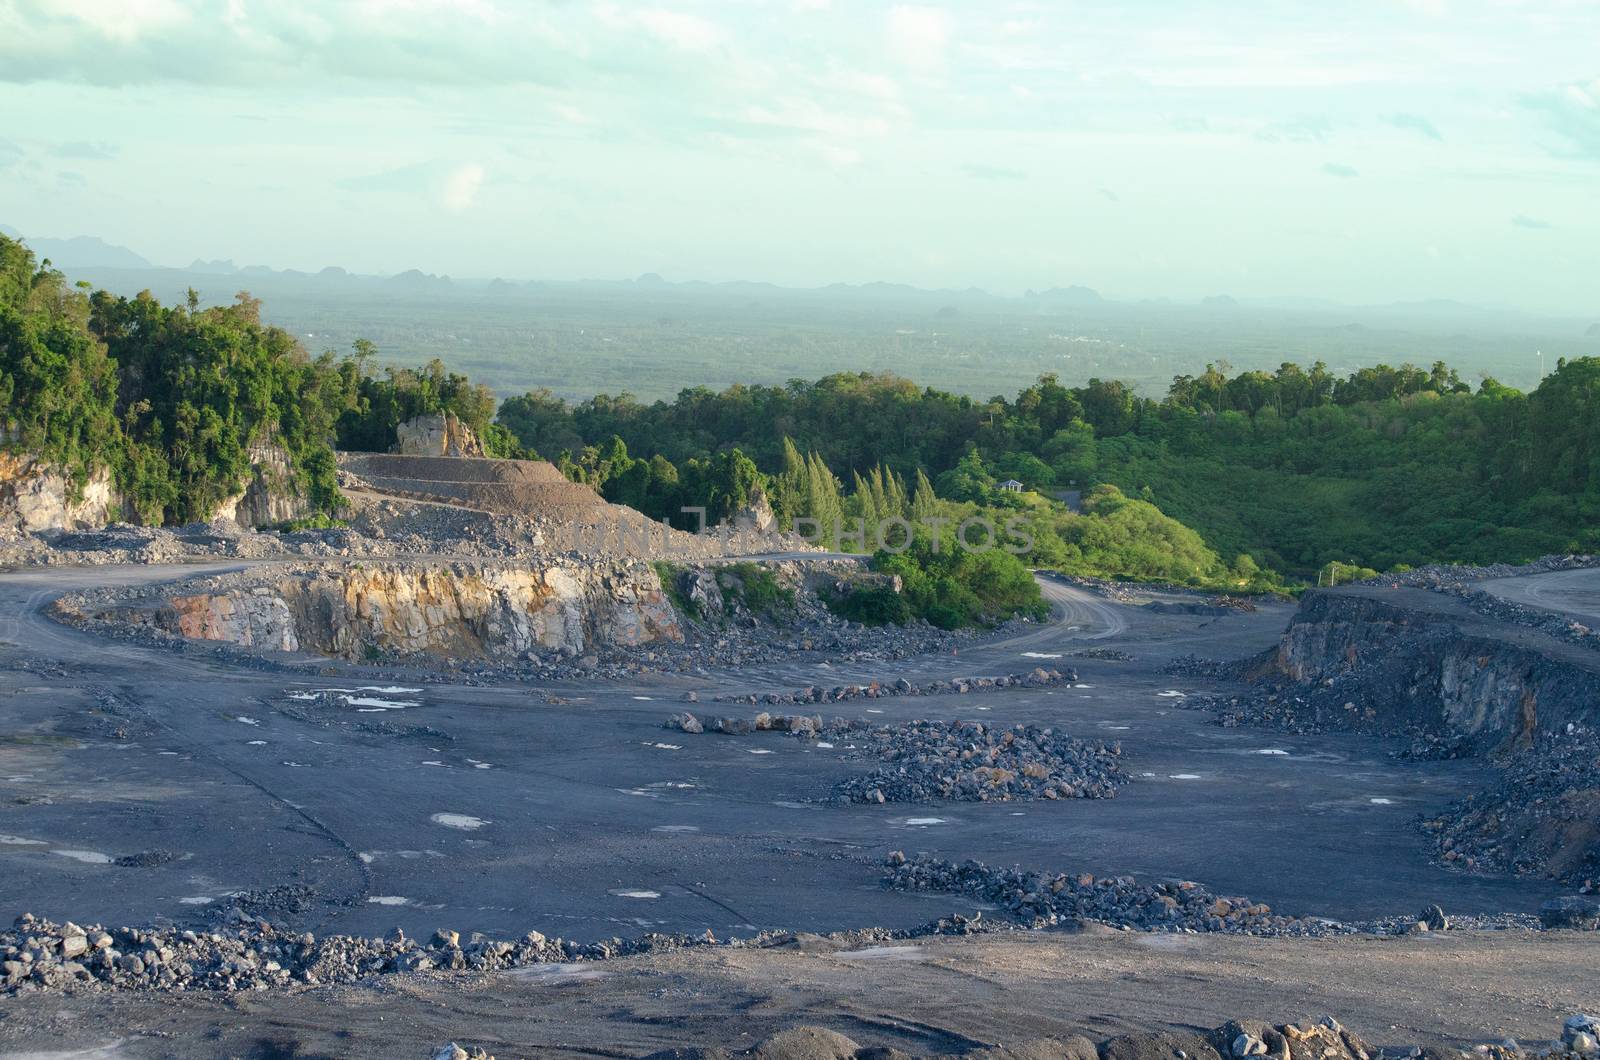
[881,854,1545,938]
[1422,725,1600,887]
[0,912,733,996]
[828,719,1126,804]
[883,853,1328,936]
[665,712,1127,804]
[716,666,1077,705]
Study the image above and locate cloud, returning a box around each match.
[1257,115,1333,144]
[0,139,21,169]
[0,0,577,87]
[1098,187,1120,202]
[960,163,1024,181]
[1384,112,1442,141]
[52,140,120,160]
[1321,162,1360,178]
[1522,75,1600,160]
[602,7,725,53]
[886,6,949,71]
[1511,214,1552,229]
[441,163,485,213]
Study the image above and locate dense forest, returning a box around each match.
[7,231,1599,596]
[0,235,508,525]
[497,358,1600,579]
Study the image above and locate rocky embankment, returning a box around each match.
[1212,590,1600,754]
[1422,725,1600,888]
[54,559,683,660]
[1194,570,1600,890]
[49,556,969,675]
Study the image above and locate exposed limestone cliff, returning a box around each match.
[1255,589,1600,752]
[74,560,682,661]
[0,452,123,536]
[213,442,313,528]
[392,413,485,458]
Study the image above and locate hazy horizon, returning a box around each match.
[2,1,1597,315]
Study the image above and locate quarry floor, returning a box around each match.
[0,562,1596,1056]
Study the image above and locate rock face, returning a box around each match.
[731,485,776,534]
[0,452,122,536]
[100,560,682,660]
[1266,590,1600,752]
[392,413,485,458]
[212,442,311,528]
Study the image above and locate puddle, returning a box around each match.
[358,852,376,863]
[616,788,658,797]
[840,945,926,961]
[1168,773,1202,780]
[1369,797,1395,805]
[0,834,45,846]
[422,760,445,767]
[1156,690,1187,698]
[747,749,774,755]
[431,813,488,830]
[772,800,810,809]
[505,964,609,984]
[52,849,113,864]
[343,697,418,710]
[367,895,410,906]
[902,817,946,826]
[1254,749,1290,756]
[1073,683,1093,689]
[235,716,260,726]
[246,740,267,746]
[650,743,681,751]
[1104,724,1130,730]
[472,763,491,770]
[631,696,654,701]
[1022,652,1062,659]
[865,709,884,714]
[651,825,700,833]
[280,761,306,768]
[816,742,834,749]
[178,896,213,905]
[610,889,661,899]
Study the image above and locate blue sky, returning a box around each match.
[0,0,1596,312]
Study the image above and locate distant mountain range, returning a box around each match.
[2,223,1593,330]
[0,225,151,269]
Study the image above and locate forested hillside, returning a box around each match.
[0,235,507,525]
[497,360,1600,578]
[6,232,1597,585]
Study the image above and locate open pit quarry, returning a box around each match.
[0,446,1596,1056]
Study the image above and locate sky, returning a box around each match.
[0,0,1596,314]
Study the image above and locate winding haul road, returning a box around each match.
[1478,565,1600,624]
